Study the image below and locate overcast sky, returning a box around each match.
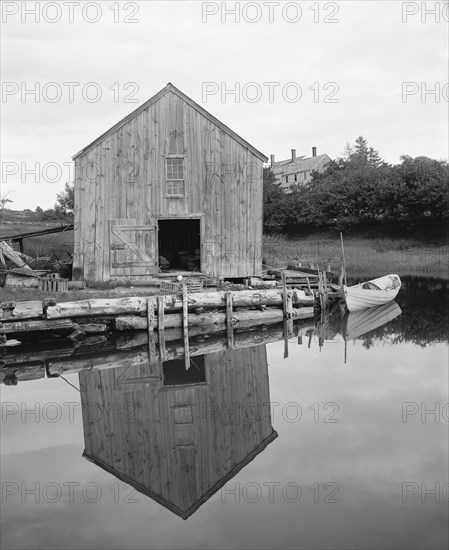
[1,0,448,210]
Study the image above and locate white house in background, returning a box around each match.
[270,147,331,189]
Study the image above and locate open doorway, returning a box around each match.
[162,355,206,386]
[158,218,201,272]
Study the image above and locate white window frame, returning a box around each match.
[165,155,186,197]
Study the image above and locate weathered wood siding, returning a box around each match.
[73,89,263,281]
[79,345,275,518]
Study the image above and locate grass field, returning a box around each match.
[263,233,448,280]
[1,222,447,282]
[0,223,73,258]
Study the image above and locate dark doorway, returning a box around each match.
[163,355,206,386]
[158,219,201,271]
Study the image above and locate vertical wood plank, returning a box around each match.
[182,284,190,371]
[225,292,233,327]
[226,291,234,349]
[147,296,157,367]
[286,290,294,338]
[282,272,289,358]
[282,271,288,316]
[157,295,166,362]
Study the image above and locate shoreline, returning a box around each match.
[263,233,448,280]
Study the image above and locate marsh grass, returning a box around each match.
[263,233,448,280]
[1,224,73,255]
[0,223,73,273]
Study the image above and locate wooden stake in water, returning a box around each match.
[225,292,234,350]
[340,232,348,287]
[182,284,190,370]
[282,271,289,358]
[157,295,166,362]
[147,297,157,367]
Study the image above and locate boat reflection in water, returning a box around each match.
[79,344,277,520]
[0,304,405,519]
[341,301,403,342]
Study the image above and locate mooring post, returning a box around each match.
[307,329,313,348]
[306,276,312,294]
[225,291,234,349]
[147,296,157,366]
[282,271,288,315]
[157,295,166,362]
[283,316,289,359]
[225,292,233,327]
[182,284,190,370]
[147,297,155,334]
[282,272,289,358]
[319,271,325,310]
[286,290,294,338]
[323,270,328,306]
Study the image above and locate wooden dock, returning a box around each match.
[0,318,316,385]
[0,286,315,343]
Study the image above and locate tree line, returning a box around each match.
[32,182,74,222]
[263,137,448,232]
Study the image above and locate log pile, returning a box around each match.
[0,318,316,384]
[0,287,315,344]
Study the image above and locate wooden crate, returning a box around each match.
[38,273,69,292]
[160,278,203,295]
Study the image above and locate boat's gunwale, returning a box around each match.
[343,274,401,312]
[345,274,401,292]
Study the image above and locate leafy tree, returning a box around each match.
[56,182,74,213]
[262,138,447,232]
[0,191,13,210]
[346,136,384,167]
[263,168,288,231]
[390,156,449,223]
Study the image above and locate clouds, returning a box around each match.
[2,1,447,208]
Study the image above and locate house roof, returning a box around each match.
[73,83,268,161]
[83,429,278,520]
[272,153,331,174]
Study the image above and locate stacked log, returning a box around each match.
[0,318,317,383]
[0,288,315,341]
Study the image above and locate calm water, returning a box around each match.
[1,277,448,550]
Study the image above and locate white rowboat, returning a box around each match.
[343,274,401,312]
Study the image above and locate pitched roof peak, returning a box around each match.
[73,83,267,161]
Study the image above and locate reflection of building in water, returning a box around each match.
[79,346,277,519]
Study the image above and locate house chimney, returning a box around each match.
[312,146,317,157]
[291,149,296,162]
[270,154,275,168]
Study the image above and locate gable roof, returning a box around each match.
[73,83,268,161]
[83,429,277,520]
[272,154,331,174]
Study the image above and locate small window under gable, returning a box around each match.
[165,157,185,196]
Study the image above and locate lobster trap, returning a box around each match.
[159,277,203,296]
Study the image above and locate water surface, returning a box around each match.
[1,277,448,549]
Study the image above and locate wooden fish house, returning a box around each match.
[72,83,268,283]
[79,346,277,519]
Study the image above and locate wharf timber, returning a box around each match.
[0,319,315,385]
[0,287,315,343]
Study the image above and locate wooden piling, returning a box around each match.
[225,291,234,350]
[157,296,166,362]
[225,292,233,326]
[282,273,289,358]
[147,297,156,366]
[182,284,190,370]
